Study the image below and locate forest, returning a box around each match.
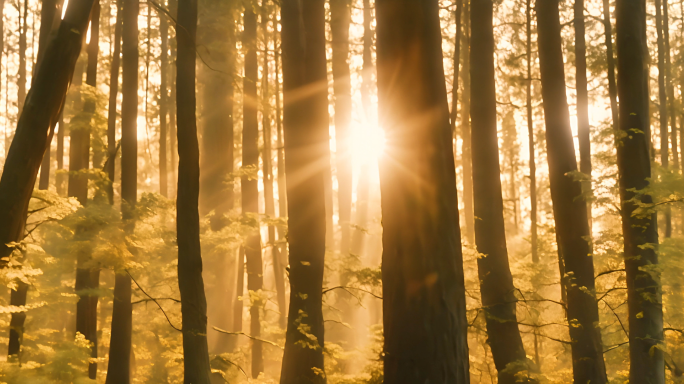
[0,0,679,382]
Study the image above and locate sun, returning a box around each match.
[350,120,386,170]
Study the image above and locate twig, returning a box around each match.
[212,327,283,350]
[322,285,383,300]
[604,341,628,353]
[126,270,182,332]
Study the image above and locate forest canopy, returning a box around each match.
[0,0,680,382]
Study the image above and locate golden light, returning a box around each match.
[350,120,386,170]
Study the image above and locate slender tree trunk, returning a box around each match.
[105,0,137,380]
[574,0,592,229]
[168,0,178,198]
[17,0,28,115]
[242,3,264,377]
[37,0,60,191]
[615,1,665,382]
[375,0,470,382]
[106,0,122,204]
[56,112,65,195]
[470,1,533,381]
[7,280,28,357]
[279,0,329,382]
[330,0,352,260]
[655,0,672,237]
[450,0,462,132]
[274,37,288,325]
[527,0,538,263]
[0,0,94,262]
[602,0,619,137]
[176,0,211,379]
[460,2,475,246]
[536,0,607,382]
[232,247,245,336]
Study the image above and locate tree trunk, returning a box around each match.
[241,3,264,377]
[105,0,137,379]
[655,0,672,237]
[527,0,538,263]
[279,0,329,382]
[470,0,532,381]
[663,0,678,171]
[0,0,94,262]
[232,246,245,337]
[450,0,462,131]
[330,0,352,260]
[37,0,60,191]
[574,0,592,228]
[159,3,168,198]
[536,0,607,382]
[7,281,28,357]
[274,37,288,325]
[176,0,212,380]
[74,5,100,379]
[375,0,470,382]
[602,0,619,139]
[106,0,122,204]
[168,0,178,198]
[460,2,475,246]
[615,0,665,381]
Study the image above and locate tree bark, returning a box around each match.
[450,0,462,132]
[375,0,470,382]
[159,2,168,198]
[330,0,352,260]
[615,0,665,381]
[536,0,607,382]
[602,0,619,139]
[460,1,475,246]
[279,0,329,382]
[168,0,178,198]
[0,0,94,262]
[241,3,264,377]
[105,0,137,379]
[17,0,28,115]
[470,0,533,381]
[176,0,212,380]
[274,36,288,325]
[663,0,678,171]
[106,0,122,204]
[526,0,538,263]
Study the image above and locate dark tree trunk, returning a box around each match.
[37,0,60,191]
[279,0,329,382]
[655,0,672,237]
[176,0,212,380]
[274,36,288,320]
[7,281,28,357]
[663,0,678,171]
[56,112,65,196]
[470,0,532,381]
[0,0,94,261]
[450,0,462,132]
[460,2,475,246]
[615,0,665,381]
[375,0,470,382]
[536,0,607,383]
[105,0,137,380]
[74,6,100,379]
[159,3,168,198]
[574,0,592,228]
[330,0,352,260]
[106,0,122,204]
[168,0,178,198]
[526,0,538,263]
[198,0,234,225]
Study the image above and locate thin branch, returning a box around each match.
[132,297,181,305]
[126,270,182,332]
[322,285,383,300]
[212,327,283,350]
[604,341,629,353]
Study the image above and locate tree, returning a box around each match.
[176,0,212,379]
[375,0,470,381]
[470,0,533,381]
[601,0,618,137]
[615,0,665,381]
[279,0,329,381]
[655,0,672,237]
[242,1,264,377]
[17,0,28,115]
[0,0,95,265]
[460,1,475,246]
[105,0,138,379]
[526,0,538,263]
[106,0,123,204]
[536,0,608,382]
[159,0,169,198]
